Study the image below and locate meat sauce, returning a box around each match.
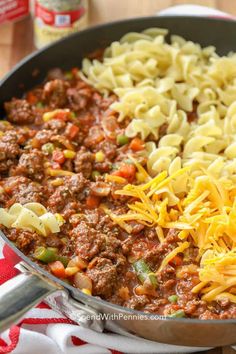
[1,67,236,319]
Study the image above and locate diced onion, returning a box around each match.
[74,272,92,291]
[40,213,60,234]
[24,202,48,216]
[91,182,111,197]
[67,256,88,269]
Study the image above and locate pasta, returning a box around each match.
[81,28,236,187]
[0,203,63,236]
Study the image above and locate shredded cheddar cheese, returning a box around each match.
[158,241,190,273]
[46,168,75,177]
[196,249,236,303]
[104,165,236,303]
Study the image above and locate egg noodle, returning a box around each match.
[82,28,236,303]
[0,202,63,237]
[81,28,236,185]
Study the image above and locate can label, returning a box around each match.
[35,2,85,28]
[34,0,88,48]
[0,0,29,24]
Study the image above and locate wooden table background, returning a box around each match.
[0,0,236,353]
[1,0,236,79]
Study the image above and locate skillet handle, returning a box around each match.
[0,271,60,333]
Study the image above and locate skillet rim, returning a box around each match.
[2,229,235,325]
[1,15,236,325]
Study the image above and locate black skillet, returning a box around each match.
[0,16,236,347]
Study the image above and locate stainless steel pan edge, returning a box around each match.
[1,231,236,347]
[1,16,236,347]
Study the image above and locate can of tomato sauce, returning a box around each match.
[33,0,88,49]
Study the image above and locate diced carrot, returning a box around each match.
[27,92,38,105]
[130,138,145,151]
[115,164,136,182]
[31,138,41,149]
[4,186,12,194]
[111,170,124,178]
[52,150,66,165]
[55,110,69,121]
[18,135,27,145]
[28,130,36,138]
[170,255,183,267]
[72,67,79,76]
[66,123,80,139]
[86,195,100,208]
[49,261,66,278]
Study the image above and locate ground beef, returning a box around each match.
[0,187,8,207]
[157,264,176,284]
[46,234,64,248]
[86,257,117,298]
[176,275,200,301]
[14,150,44,181]
[96,212,119,236]
[184,299,207,317]
[17,182,44,205]
[34,129,53,146]
[94,161,112,173]
[125,294,150,310]
[97,140,117,159]
[84,126,104,149]
[0,131,20,172]
[100,235,122,259]
[4,177,44,205]
[199,310,219,320]
[218,305,236,319]
[74,147,94,178]
[47,174,87,212]
[67,86,92,111]
[3,176,27,191]
[47,186,74,212]
[144,229,179,269]
[44,119,66,134]
[64,173,88,193]
[4,99,35,124]
[71,221,105,261]
[6,228,45,252]
[128,221,145,235]
[144,298,168,313]
[91,92,117,112]
[43,79,69,108]
[121,236,134,255]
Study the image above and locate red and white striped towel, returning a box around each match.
[0,5,235,354]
